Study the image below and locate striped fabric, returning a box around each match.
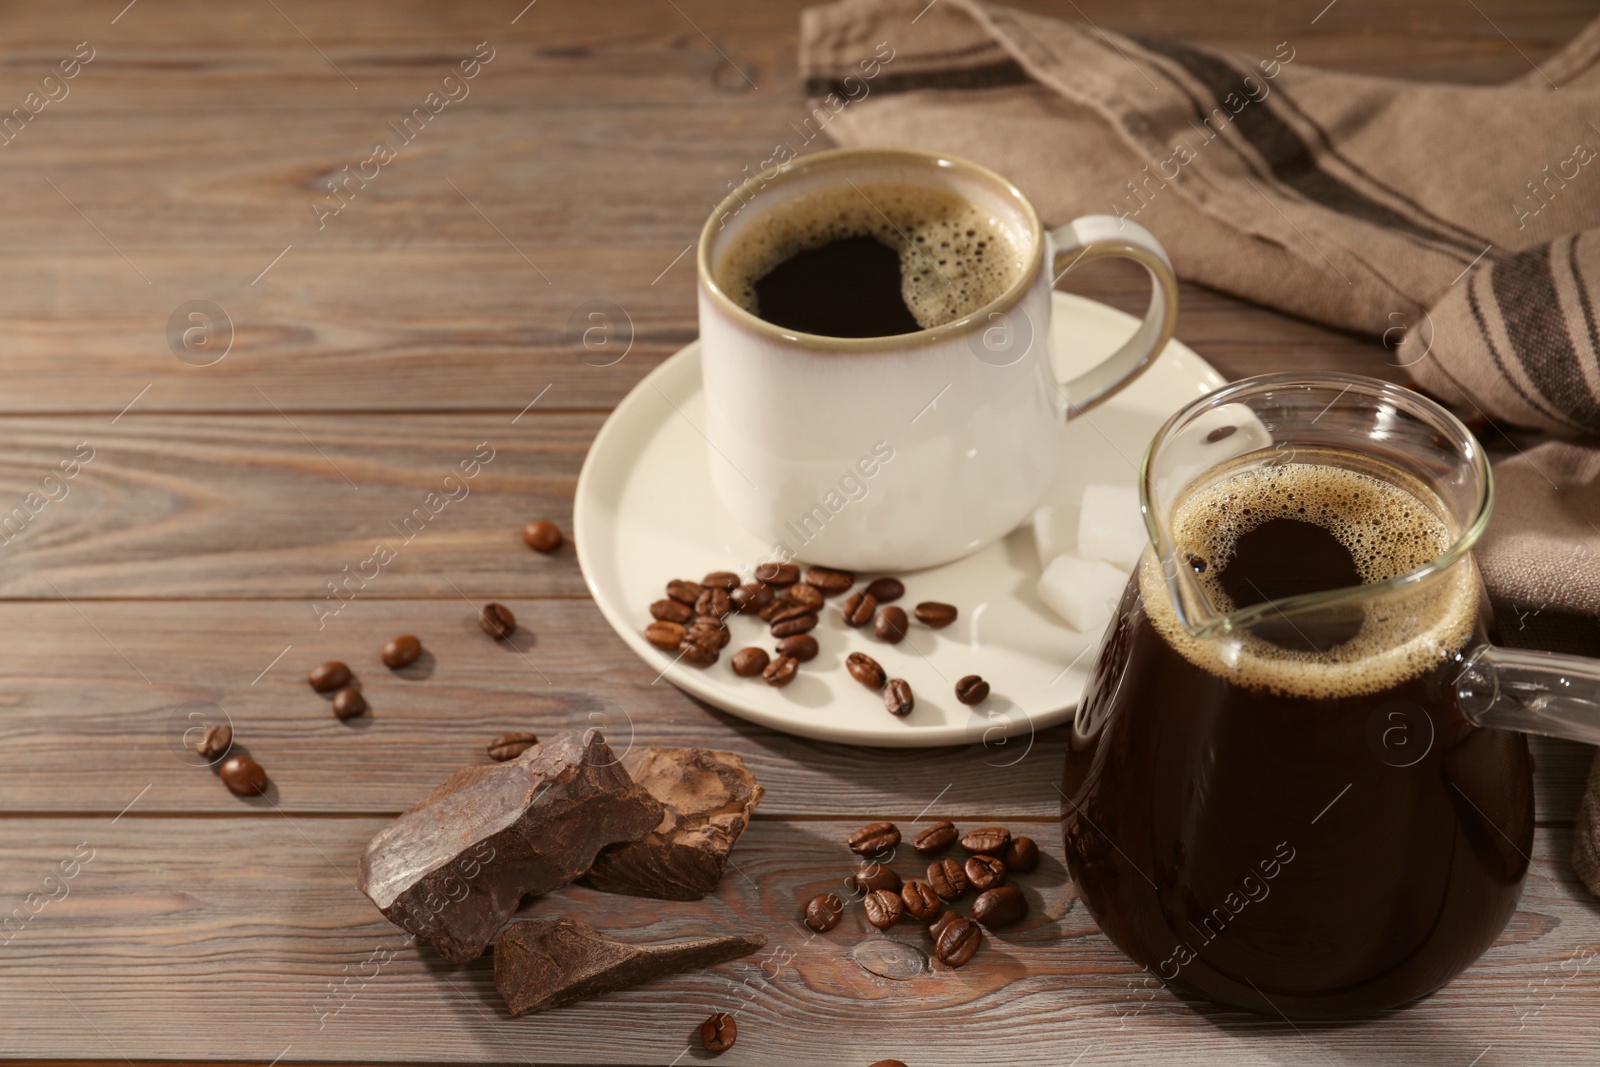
[801,0,1600,891]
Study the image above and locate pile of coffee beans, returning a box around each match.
[801,819,1040,971]
[643,561,988,717]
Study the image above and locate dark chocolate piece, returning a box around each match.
[583,747,763,900]
[357,729,663,962]
[493,918,766,1017]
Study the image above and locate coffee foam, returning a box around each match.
[1138,460,1480,699]
[716,181,1028,331]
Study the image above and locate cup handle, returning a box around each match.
[1045,215,1180,419]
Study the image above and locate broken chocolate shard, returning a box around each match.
[583,747,764,900]
[493,918,766,1017]
[357,729,663,963]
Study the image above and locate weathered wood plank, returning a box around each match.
[0,817,1593,1065]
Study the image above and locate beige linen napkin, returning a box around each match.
[800,0,1600,888]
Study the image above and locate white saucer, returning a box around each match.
[574,292,1224,748]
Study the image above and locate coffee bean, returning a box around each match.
[219,755,268,797]
[849,821,900,855]
[644,620,687,650]
[1001,836,1040,874]
[731,647,770,677]
[874,606,909,644]
[805,566,854,595]
[1205,424,1238,443]
[776,633,819,662]
[701,1012,736,1053]
[954,674,989,705]
[487,732,538,761]
[972,885,1029,929]
[804,892,845,933]
[702,570,740,591]
[845,651,886,690]
[762,654,798,687]
[730,582,774,614]
[870,1061,910,1067]
[650,598,692,624]
[914,601,958,628]
[754,561,799,586]
[848,862,902,895]
[928,858,968,901]
[965,854,1007,892]
[666,579,703,605]
[928,909,962,941]
[696,587,732,619]
[842,591,877,627]
[961,827,1011,854]
[900,880,942,921]
[934,916,982,967]
[308,661,351,693]
[479,603,517,639]
[193,724,231,761]
[332,687,368,721]
[678,633,720,668]
[913,820,958,855]
[522,520,562,552]
[864,577,905,602]
[690,620,731,650]
[785,582,825,610]
[883,678,914,717]
[382,634,422,669]
[863,888,904,929]
[770,611,818,638]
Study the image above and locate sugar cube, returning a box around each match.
[1037,554,1129,633]
[1077,484,1146,569]
[1030,503,1078,567]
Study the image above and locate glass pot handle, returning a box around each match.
[1046,215,1180,418]
[1456,645,1600,744]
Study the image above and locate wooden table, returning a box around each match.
[3,1,1597,1063]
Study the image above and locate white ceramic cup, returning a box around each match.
[696,147,1178,571]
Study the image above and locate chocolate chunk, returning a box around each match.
[493,918,766,1017]
[583,748,764,901]
[357,729,663,962]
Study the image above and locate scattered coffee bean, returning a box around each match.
[1205,424,1238,443]
[193,724,231,761]
[804,892,845,933]
[731,647,770,677]
[650,598,692,624]
[754,561,799,585]
[776,633,819,662]
[678,633,720,668]
[644,620,687,650]
[696,587,732,619]
[522,520,563,552]
[219,755,268,797]
[762,654,799,687]
[666,579,703,605]
[845,651,886,690]
[702,570,740,591]
[842,591,877,627]
[849,821,901,855]
[864,577,905,602]
[934,916,982,967]
[382,634,422,669]
[1001,836,1040,874]
[758,598,787,621]
[805,566,854,595]
[332,687,368,721]
[961,827,1011,854]
[771,611,818,638]
[928,858,969,901]
[915,601,959,628]
[690,620,731,650]
[785,582,825,610]
[701,1012,737,1053]
[914,820,958,855]
[487,732,538,762]
[965,854,1007,892]
[863,888,904,929]
[900,880,942,921]
[954,674,989,705]
[479,603,517,639]
[928,909,962,941]
[972,885,1029,929]
[883,678,914,717]
[848,862,902,895]
[874,606,909,644]
[730,582,774,614]
[308,661,351,693]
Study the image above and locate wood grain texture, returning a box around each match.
[1,817,1595,1066]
